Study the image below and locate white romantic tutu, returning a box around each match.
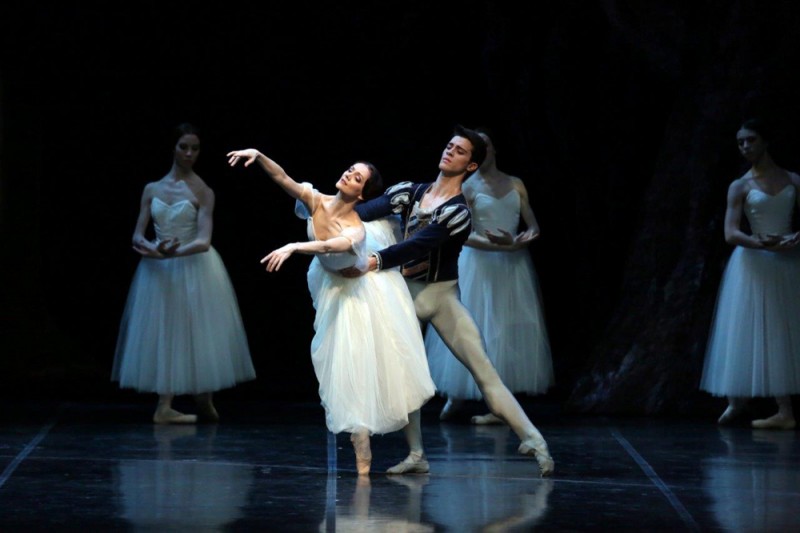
[299,196,434,435]
[112,248,256,395]
[425,246,554,399]
[112,197,255,395]
[701,246,800,397]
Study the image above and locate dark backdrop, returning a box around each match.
[3,1,800,414]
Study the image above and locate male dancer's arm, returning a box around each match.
[369,211,468,271]
[353,181,470,272]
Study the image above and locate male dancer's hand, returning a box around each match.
[339,255,376,278]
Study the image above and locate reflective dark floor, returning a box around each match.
[1,398,800,532]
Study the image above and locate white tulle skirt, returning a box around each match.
[701,246,800,397]
[307,221,435,436]
[425,246,554,400]
[112,247,256,395]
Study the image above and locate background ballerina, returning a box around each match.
[112,123,256,424]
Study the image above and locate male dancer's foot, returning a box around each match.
[518,437,555,476]
[386,451,430,475]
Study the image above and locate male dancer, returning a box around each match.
[348,125,554,476]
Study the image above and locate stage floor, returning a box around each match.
[1,398,799,531]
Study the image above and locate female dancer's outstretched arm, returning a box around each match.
[227,148,311,204]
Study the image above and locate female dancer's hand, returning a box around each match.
[133,238,179,258]
[227,149,260,168]
[775,232,800,249]
[485,228,539,250]
[157,239,180,256]
[759,233,799,250]
[513,229,540,247]
[261,244,296,272]
[485,229,515,245]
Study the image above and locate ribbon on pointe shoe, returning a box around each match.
[350,432,372,476]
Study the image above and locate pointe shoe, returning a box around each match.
[386,452,430,475]
[471,413,505,425]
[519,438,555,476]
[153,408,198,425]
[717,405,744,425]
[751,414,797,430]
[350,432,372,476]
[439,398,464,421]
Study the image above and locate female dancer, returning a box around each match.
[227,148,435,475]
[426,130,554,423]
[701,119,800,429]
[112,123,256,424]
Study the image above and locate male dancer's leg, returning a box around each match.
[412,280,554,475]
[386,409,429,474]
[385,281,443,474]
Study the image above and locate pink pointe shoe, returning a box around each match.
[350,432,372,475]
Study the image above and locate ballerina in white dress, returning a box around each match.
[112,123,256,424]
[426,130,554,424]
[701,119,800,430]
[227,147,435,475]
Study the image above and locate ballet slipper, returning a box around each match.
[439,398,464,421]
[350,432,372,476]
[471,413,505,425]
[717,405,745,425]
[153,407,198,425]
[518,438,555,476]
[751,413,797,430]
[386,452,430,475]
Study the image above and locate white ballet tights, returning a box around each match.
[398,280,553,475]
[406,280,547,446]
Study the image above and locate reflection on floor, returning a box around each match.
[1,399,800,531]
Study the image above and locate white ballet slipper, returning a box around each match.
[153,408,198,425]
[386,452,430,475]
[751,413,796,430]
[518,438,555,476]
[471,413,505,425]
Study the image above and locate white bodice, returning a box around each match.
[151,198,198,243]
[745,186,796,235]
[295,192,368,273]
[470,190,521,235]
[305,218,367,271]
